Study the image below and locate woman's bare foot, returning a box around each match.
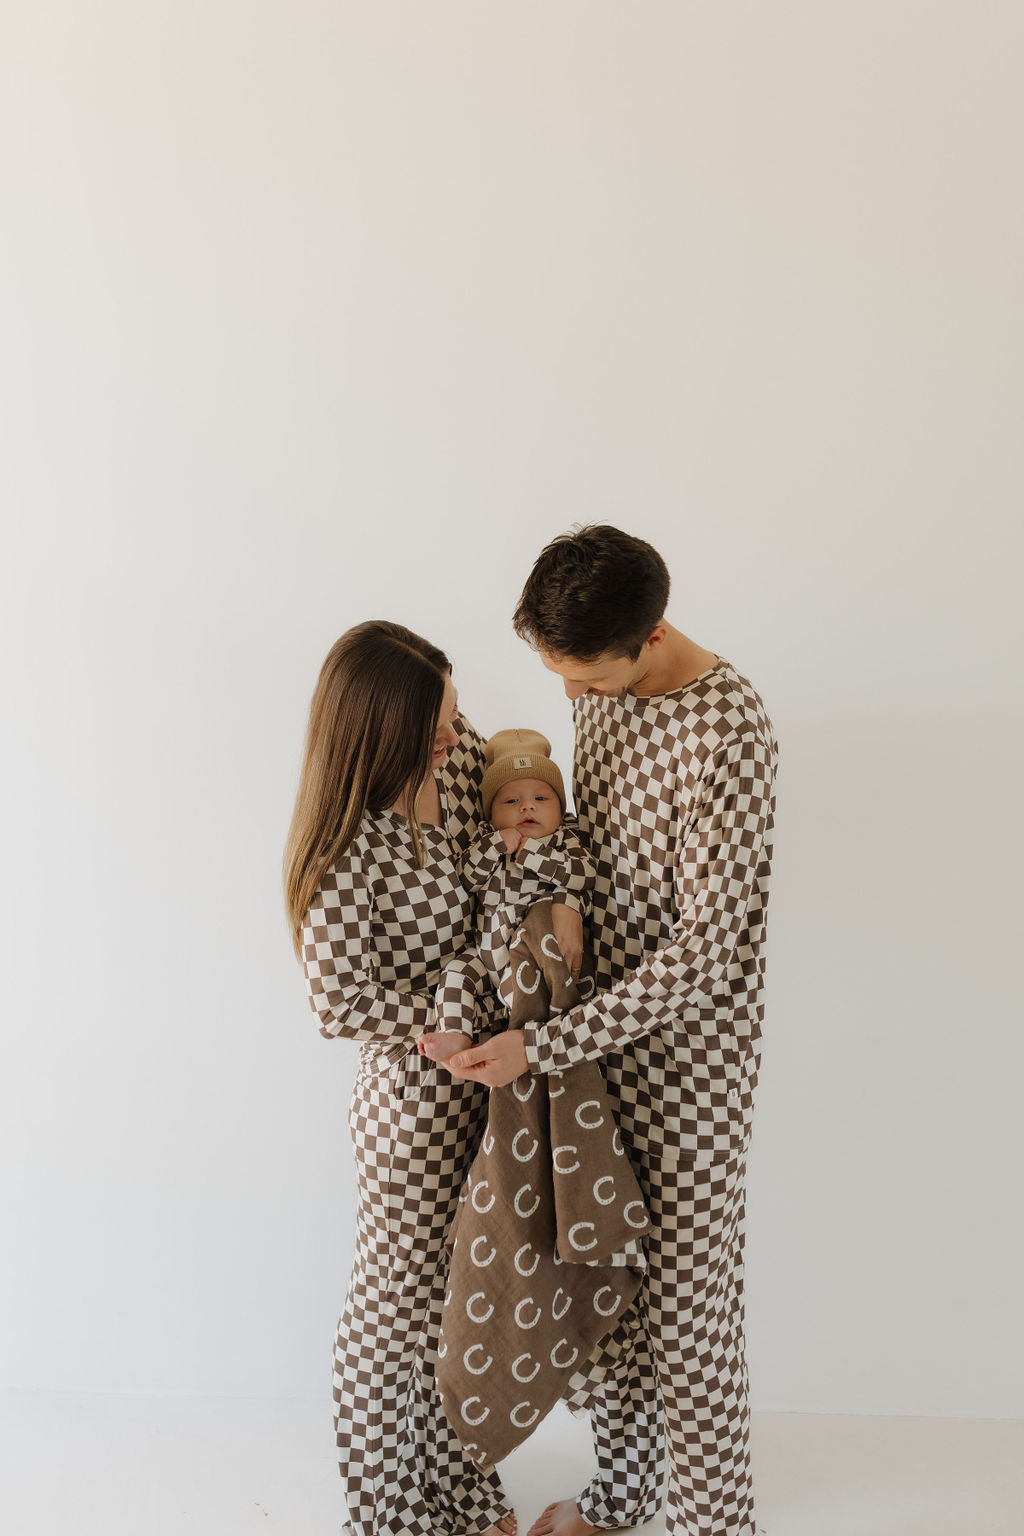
[482,1515,517,1536]
[526,1499,598,1536]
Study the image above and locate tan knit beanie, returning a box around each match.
[480,729,566,818]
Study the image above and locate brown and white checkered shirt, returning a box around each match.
[300,718,586,1066]
[300,717,491,1061]
[459,825,596,981]
[522,658,778,1167]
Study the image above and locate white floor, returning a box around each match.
[1,1392,1021,1536]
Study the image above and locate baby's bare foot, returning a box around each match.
[418,1030,471,1064]
[526,1499,597,1536]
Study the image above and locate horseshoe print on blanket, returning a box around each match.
[436,900,652,1470]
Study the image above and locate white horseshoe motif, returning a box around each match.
[624,1200,647,1229]
[593,1287,621,1317]
[510,1402,540,1428]
[548,1071,566,1098]
[444,1286,453,1306]
[593,1176,615,1205]
[438,1337,448,1359]
[612,1128,624,1156]
[466,1291,494,1324]
[512,1075,536,1102]
[578,974,596,999]
[569,1221,597,1251]
[550,1339,579,1370]
[513,1128,538,1163]
[471,1181,496,1213]
[540,933,564,963]
[515,1297,541,1330]
[458,1185,469,1203]
[552,1287,571,1320]
[516,961,541,994]
[553,1144,580,1175]
[514,1184,540,1218]
[514,1242,540,1276]
[464,1343,494,1376]
[575,1100,604,1130]
[482,1129,495,1155]
[512,1352,540,1383]
[471,1235,497,1267]
[462,1396,490,1426]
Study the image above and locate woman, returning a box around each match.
[284,620,520,1536]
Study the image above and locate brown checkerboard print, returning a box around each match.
[301,721,515,1535]
[523,657,778,1536]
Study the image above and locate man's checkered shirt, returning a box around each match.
[522,657,778,1169]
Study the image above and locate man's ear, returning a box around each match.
[644,622,669,652]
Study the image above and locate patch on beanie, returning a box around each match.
[512,755,533,769]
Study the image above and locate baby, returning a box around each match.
[432,728,596,1040]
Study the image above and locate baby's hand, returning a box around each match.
[499,828,524,855]
[418,1030,472,1064]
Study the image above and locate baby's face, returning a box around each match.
[490,778,562,838]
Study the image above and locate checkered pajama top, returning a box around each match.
[521,658,778,1167]
[300,716,583,1065]
[300,716,493,1061]
[459,824,596,980]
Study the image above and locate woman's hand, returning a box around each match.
[550,901,584,981]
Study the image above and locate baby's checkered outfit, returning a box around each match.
[523,657,778,1536]
[435,824,595,1036]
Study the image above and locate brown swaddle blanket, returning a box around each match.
[437,899,650,1470]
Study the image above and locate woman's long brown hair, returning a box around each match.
[284,621,451,954]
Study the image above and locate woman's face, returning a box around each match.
[432,674,460,767]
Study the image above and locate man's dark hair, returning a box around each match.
[513,524,670,662]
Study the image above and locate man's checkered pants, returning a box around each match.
[567,1149,756,1535]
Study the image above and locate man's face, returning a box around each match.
[538,647,644,701]
[490,778,562,837]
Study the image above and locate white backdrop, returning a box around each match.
[2,3,1021,1419]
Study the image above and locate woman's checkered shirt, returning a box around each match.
[300,717,491,1048]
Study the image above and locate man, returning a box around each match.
[422,525,778,1536]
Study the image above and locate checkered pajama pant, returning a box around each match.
[335,1047,512,1536]
[566,1151,755,1536]
[335,1044,751,1536]
[434,952,493,1036]
[335,1043,674,1536]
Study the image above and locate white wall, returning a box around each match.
[2,2,1021,1417]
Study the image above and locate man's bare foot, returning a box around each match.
[526,1499,597,1536]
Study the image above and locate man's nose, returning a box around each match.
[563,681,586,701]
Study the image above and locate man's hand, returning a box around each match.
[550,901,584,981]
[420,1029,530,1088]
